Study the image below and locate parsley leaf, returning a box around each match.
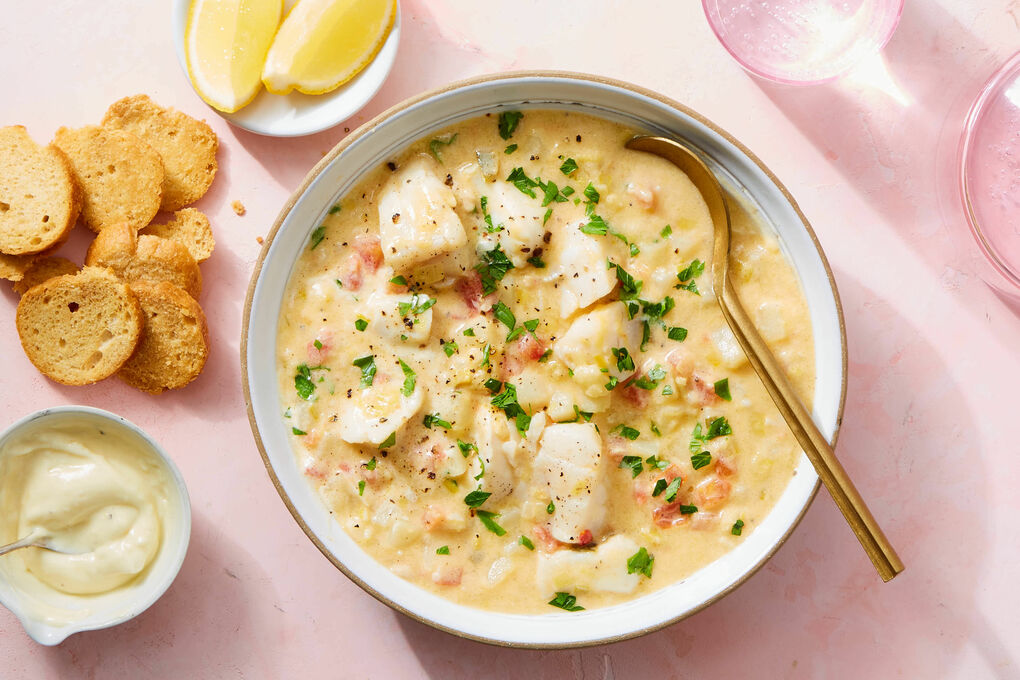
[378,432,396,449]
[608,261,643,300]
[714,378,732,401]
[652,478,668,497]
[548,592,584,612]
[463,328,476,337]
[619,454,643,477]
[442,340,458,357]
[519,535,535,550]
[560,158,578,175]
[352,355,376,388]
[476,509,507,536]
[676,259,705,294]
[436,545,450,555]
[457,440,477,456]
[480,343,491,367]
[706,416,732,439]
[364,457,377,470]
[328,204,341,215]
[579,213,609,235]
[527,255,546,268]
[398,293,436,318]
[506,167,538,198]
[664,477,683,502]
[292,427,306,435]
[611,346,635,372]
[667,326,688,342]
[504,144,518,154]
[309,225,326,250]
[389,275,407,286]
[660,224,672,237]
[583,182,600,204]
[547,501,556,514]
[399,359,416,396]
[498,111,523,140]
[464,489,491,508]
[428,133,458,162]
[492,301,516,332]
[479,195,503,233]
[354,318,368,332]
[691,451,712,470]
[679,504,698,515]
[632,364,667,390]
[731,519,745,536]
[627,547,654,578]
[475,244,515,294]
[358,480,366,496]
[423,413,452,430]
[294,364,315,399]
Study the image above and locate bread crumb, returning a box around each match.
[232,200,246,216]
[256,236,264,245]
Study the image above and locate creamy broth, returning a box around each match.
[276,110,814,614]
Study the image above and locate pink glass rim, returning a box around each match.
[958,50,1020,291]
[701,0,905,86]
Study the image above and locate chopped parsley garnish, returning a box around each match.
[548,592,584,611]
[660,224,672,237]
[619,454,643,477]
[630,242,640,256]
[423,413,452,430]
[652,478,668,497]
[506,326,525,342]
[523,319,539,334]
[462,328,476,337]
[335,279,343,288]
[663,477,683,502]
[313,339,323,350]
[504,144,518,154]
[613,425,641,443]
[519,535,535,550]
[479,195,503,233]
[538,348,552,362]
[611,346,635,372]
[358,480,366,496]
[474,455,486,481]
[706,416,732,439]
[292,427,306,435]
[605,375,619,391]
[352,355,376,388]
[639,319,652,352]
[476,510,507,536]
[294,364,315,399]
[579,213,609,235]
[559,158,578,175]
[627,547,654,578]
[428,133,458,162]
[714,378,732,401]
[607,261,643,300]
[364,457,377,471]
[378,431,396,449]
[570,405,593,422]
[676,259,705,294]
[480,343,491,367]
[441,340,458,357]
[492,301,516,332]
[399,359,416,396]
[539,178,570,207]
[436,545,450,555]
[506,167,538,198]
[309,225,326,250]
[662,384,675,395]
[398,293,436,318]
[667,326,688,342]
[527,255,546,268]
[389,275,407,286]
[546,501,555,514]
[679,504,698,515]
[646,454,669,469]
[641,296,675,321]
[475,244,514,294]
[583,182,600,204]
[649,423,662,437]
[457,440,477,457]
[731,519,745,536]
[691,451,712,470]
[354,318,368,331]
[464,489,491,508]
[484,378,503,394]
[498,111,523,140]
[542,206,553,225]
[632,364,667,390]
[328,204,341,215]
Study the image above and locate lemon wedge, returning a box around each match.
[261,0,396,96]
[185,0,283,113]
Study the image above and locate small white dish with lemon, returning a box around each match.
[172,0,400,137]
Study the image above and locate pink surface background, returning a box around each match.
[2,1,1019,677]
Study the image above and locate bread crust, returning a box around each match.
[140,207,215,262]
[102,95,218,211]
[0,125,81,255]
[12,256,79,295]
[15,266,142,385]
[85,222,202,299]
[53,125,164,232]
[118,280,209,393]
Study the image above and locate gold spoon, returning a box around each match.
[0,530,84,557]
[627,135,904,582]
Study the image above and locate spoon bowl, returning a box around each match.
[626,135,904,582]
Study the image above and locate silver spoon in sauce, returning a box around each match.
[626,135,904,582]
[0,531,85,557]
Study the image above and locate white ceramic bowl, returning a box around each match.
[0,406,191,645]
[170,0,401,137]
[243,72,847,647]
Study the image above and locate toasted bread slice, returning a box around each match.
[0,126,81,255]
[140,208,214,262]
[16,266,142,385]
[52,125,164,232]
[85,222,202,299]
[119,281,209,393]
[102,95,218,211]
[0,252,37,282]
[13,256,79,295]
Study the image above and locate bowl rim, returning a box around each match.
[0,405,192,645]
[241,70,848,648]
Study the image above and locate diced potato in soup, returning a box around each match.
[276,110,815,613]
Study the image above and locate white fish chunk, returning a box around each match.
[534,423,607,544]
[536,535,642,597]
[554,304,641,381]
[360,290,433,344]
[546,225,614,317]
[378,158,467,271]
[338,382,424,446]
[472,408,517,502]
[476,181,546,267]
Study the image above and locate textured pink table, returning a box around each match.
[2,2,1019,677]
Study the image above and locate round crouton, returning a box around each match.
[12,256,79,295]
[0,125,81,256]
[85,222,202,299]
[119,281,209,393]
[52,125,164,232]
[16,266,142,385]
[102,95,218,211]
[140,207,215,262]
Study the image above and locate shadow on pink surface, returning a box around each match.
[750,1,1019,310]
[389,269,1012,678]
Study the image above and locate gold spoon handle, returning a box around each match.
[719,280,904,581]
